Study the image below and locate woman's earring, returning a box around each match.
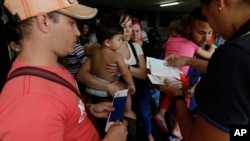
[219,7,222,11]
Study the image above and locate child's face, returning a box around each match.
[109,34,124,51]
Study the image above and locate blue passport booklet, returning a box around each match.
[105,89,128,132]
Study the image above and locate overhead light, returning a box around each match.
[160,2,180,7]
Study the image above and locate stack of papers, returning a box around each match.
[146,57,182,87]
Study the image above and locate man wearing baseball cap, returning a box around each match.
[0,0,128,141]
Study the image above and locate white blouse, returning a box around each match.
[124,42,143,66]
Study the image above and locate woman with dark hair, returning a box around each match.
[77,9,148,141]
[161,0,250,141]
[78,21,97,47]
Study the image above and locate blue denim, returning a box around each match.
[133,87,153,136]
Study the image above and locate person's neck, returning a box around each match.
[103,45,115,52]
[18,55,60,67]
[17,48,60,67]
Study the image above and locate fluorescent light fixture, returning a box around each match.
[160,2,180,7]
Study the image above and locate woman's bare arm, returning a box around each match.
[159,80,229,141]
[76,59,119,95]
[129,54,147,80]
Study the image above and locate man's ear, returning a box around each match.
[36,13,50,32]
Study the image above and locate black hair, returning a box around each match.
[181,7,208,28]
[115,9,132,24]
[3,19,21,44]
[191,7,207,22]
[108,9,132,26]
[77,20,96,34]
[96,21,124,44]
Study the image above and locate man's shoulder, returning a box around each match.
[2,74,76,103]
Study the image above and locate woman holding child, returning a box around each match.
[77,9,153,141]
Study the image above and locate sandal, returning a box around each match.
[168,135,183,141]
[153,115,168,132]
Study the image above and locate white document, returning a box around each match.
[147,74,182,87]
[147,57,182,87]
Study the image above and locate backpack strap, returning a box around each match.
[8,67,80,96]
[7,66,96,126]
[127,42,152,88]
[128,42,139,67]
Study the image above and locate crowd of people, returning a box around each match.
[1,0,250,141]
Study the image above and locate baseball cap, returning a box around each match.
[4,0,98,22]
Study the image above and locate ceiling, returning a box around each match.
[80,0,200,12]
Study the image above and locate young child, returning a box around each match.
[154,17,216,140]
[84,21,136,119]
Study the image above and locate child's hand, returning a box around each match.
[175,73,191,97]
[127,85,136,95]
[208,43,217,49]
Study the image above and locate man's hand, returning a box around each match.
[158,79,191,97]
[106,82,120,96]
[158,79,183,96]
[90,102,114,118]
[103,120,128,141]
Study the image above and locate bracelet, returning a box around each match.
[172,95,186,105]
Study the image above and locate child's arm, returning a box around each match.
[196,43,216,59]
[76,58,120,96]
[116,54,135,94]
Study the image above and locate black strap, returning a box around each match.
[128,42,139,67]
[127,42,151,88]
[7,66,96,127]
[8,67,81,96]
